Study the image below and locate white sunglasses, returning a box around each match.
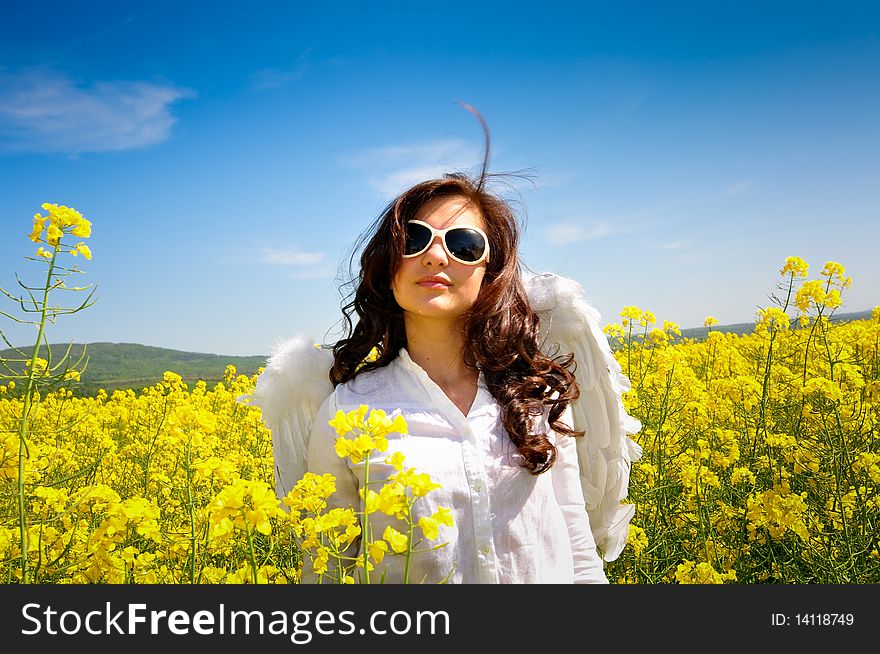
[402,220,490,265]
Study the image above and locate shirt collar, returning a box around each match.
[395,347,492,420]
[396,347,487,389]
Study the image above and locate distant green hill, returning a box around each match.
[1,308,873,395]
[0,342,267,396]
[675,308,873,341]
[605,308,874,352]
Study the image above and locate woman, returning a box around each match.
[304,166,610,584]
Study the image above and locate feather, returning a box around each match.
[238,335,333,503]
[523,269,643,562]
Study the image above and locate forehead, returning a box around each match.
[412,196,485,231]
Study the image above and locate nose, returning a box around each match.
[421,235,448,267]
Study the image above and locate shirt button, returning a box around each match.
[480,544,491,556]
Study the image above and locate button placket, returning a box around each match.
[460,417,497,583]
[397,349,499,582]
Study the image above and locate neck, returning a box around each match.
[403,316,476,387]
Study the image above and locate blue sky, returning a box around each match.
[1,1,878,357]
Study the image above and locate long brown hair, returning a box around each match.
[329,107,582,474]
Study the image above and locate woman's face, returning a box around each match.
[391,195,488,324]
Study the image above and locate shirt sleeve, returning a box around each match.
[551,407,610,584]
[301,391,362,583]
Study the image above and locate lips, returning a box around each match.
[417,276,451,288]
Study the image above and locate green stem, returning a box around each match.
[361,452,371,584]
[753,327,776,464]
[185,440,197,584]
[626,322,634,381]
[403,502,414,584]
[16,246,59,584]
[802,308,823,386]
[245,521,259,584]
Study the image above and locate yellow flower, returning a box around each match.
[368,539,388,563]
[364,346,380,362]
[413,472,441,497]
[73,243,92,260]
[433,506,453,527]
[331,406,402,464]
[620,306,643,322]
[27,357,49,373]
[663,320,681,336]
[824,289,841,309]
[394,468,441,497]
[795,280,827,312]
[347,433,380,462]
[780,256,809,278]
[312,547,330,575]
[418,516,440,540]
[362,488,380,515]
[730,467,756,485]
[673,560,737,584]
[71,217,92,238]
[329,405,368,436]
[385,451,406,471]
[334,436,353,460]
[375,482,407,518]
[41,203,84,227]
[703,316,719,327]
[417,507,453,542]
[802,377,842,402]
[648,329,669,346]
[35,247,52,259]
[755,307,790,332]
[603,322,625,340]
[329,409,355,436]
[382,526,409,554]
[820,261,846,282]
[46,224,63,247]
[29,213,47,242]
[627,524,649,556]
[354,557,375,572]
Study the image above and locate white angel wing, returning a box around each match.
[239,335,333,502]
[523,270,643,562]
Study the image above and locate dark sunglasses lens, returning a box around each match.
[445,228,486,262]
[404,222,432,255]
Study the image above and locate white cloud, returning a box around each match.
[717,179,752,199]
[223,246,335,279]
[250,49,313,90]
[546,220,613,245]
[289,265,337,280]
[341,138,484,196]
[0,67,194,154]
[250,67,307,89]
[647,240,688,251]
[371,164,459,197]
[262,247,325,267]
[342,139,476,167]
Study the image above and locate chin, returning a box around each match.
[409,301,466,319]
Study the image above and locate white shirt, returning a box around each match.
[306,348,609,584]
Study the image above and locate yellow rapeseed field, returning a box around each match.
[1,207,878,583]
